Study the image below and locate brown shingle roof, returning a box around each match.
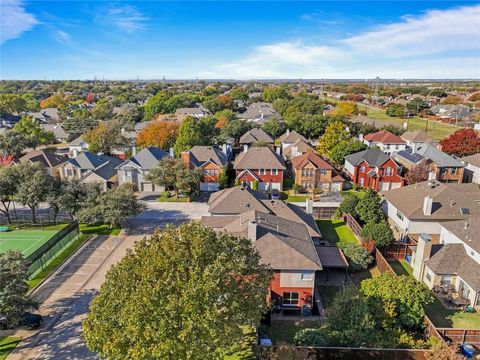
[233,147,286,170]
[381,180,480,221]
[440,217,480,254]
[400,131,434,144]
[282,139,314,158]
[19,150,67,168]
[239,128,274,145]
[291,152,334,170]
[278,130,307,144]
[461,153,480,168]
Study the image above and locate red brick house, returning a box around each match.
[344,149,404,191]
[233,146,286,191]
[181,145,229,191]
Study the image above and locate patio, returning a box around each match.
[432,285,473,311]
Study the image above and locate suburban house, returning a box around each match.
[461,153,480,184]
[291,152,344,193]
[282,138,315,160]
[344,149,404,191]
[278,130,308,150]
[203,186,348,315]
[69,136,89,155]
[181,145,229,191]
[174,107,209,119]
[207,185,322,241]
[400,130,434,148]
[233,146,286,191]
[117,147,169,192]
[40,123,69,143]
[59,151,122,190]
[393,144,465,183]
[381,180,480,236]
[239,128,274,147]
[29,108,60,124]
[239,102,278,124]
[361,130,407,155]
[202,210,322,312]
[409,218,480,308]
[430,104,479,123]
[18,150,68,177]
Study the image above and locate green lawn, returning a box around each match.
[389,260,413,276]
[79,224,121,236]
[13,223,69,231]
[282,191,308,202]
[361,106,459,141]
[315,219,358,248]
[427,299,480,329]
[262,320,322,345]
[28,234,89,290]
[341,189,366,199]
[0,337,21,360]
[0,229,59,257]
[351,266,381,285]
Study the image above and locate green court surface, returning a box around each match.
[0,229,58,258]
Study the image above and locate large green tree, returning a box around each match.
[317,121,350,158]
[0,166,18,223]
[329,139,367,164]
[13,116,55,149]
[0,251,37,328]
[83,120,127,154]
[83,222,272,359]
[361,221,393,248]
[354,189,384,224]
[174,116,206,154]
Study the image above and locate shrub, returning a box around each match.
[338,194,359,217]
[294,328,330,347]
[355,189,384,224]
[342,244,373,272]
[361,221,393,248]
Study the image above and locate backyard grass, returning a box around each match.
[351,266,380,285]
[341,189,366,199]
[426,299,480,329]
[315,219,358,248]
[262,320,322,345]
[0,337,21,360]
[388,259,413,276]
[28,234,89,290]
[79,224,121,236]
[282,191,308,203]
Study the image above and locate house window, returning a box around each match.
[451,168,458,175]
[271,169,278,175]
[459,280,470,299]
[301,271,313,281]
[395,144,399,150]
[476,296,480,307]
[396,211,404,221]
[425,271,432,281]
[259,169,266,175]
[384,167,393,176]
[359,178,364,187]
[125,170,132,177]
[283,292,299,306]
[440,275,452,287]
[320,169,328,175]
[66,169,73,177]
[360,166,365,173]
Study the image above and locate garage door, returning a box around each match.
[141,182,154,192]
[390,182,402,190]
[200,182,219,192]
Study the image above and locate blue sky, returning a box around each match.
[1,1,479,79]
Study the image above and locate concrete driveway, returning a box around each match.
[7,202,207,359]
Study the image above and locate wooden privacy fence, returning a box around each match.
[437,328,480,346]
[343,213,363,240]
[374,249,396,275]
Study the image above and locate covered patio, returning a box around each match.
[315,245,350,285]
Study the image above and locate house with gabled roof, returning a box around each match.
[278,130,308,150]
[233,146,286,191]
[362,129,407,155]
[59,151,122,190]
[18,150,68,177]
[239,128,274,147]
[461,153,480,184]
[239,102,277,124]
[400,130,435,148]
[291,152,344,193]
[344,148,404,191]
[282,138,315,160]
[117,147,169,192]
[181,145,229,192]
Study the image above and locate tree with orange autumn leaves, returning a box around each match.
[136,121,179,149]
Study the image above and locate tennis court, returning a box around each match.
[0,229,59,258]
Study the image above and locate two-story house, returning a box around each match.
[282,138,315,160]
[182,145,229,191]
[233,147,286,191]
[239,128,274,148]
[291,152,344,193]
[393,144,465,184]
[117,147,169,192]
[409,218,480,308]
[69,136,89,156]
[344,149,404,191]
[59,151,122,190]
[381,180,480,236]
[278,130,308,150]
[362,130,407,155]
[400,130,434,148]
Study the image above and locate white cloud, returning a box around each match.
[54,30,71,45]
[208,4,480,79]
[0,0,38,44]
[97,4,148,33]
